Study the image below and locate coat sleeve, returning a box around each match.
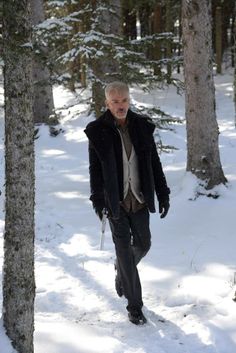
[151,139,170,202]
[88,141,105,209]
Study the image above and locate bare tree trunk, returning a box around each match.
[234,3,236,128]
[30,0,55,124]
[165,0,172,83]
[230,9,235,68]
[177,5,182,74]
[0,3,2,50]
[3,1,35,352]
[152,4,162,76]
[66,0,81,92]
[215,6,222,74]
[91,0,122,117]
[79,20,87,88]
[182,0,226,189]
[122,0,137,40]
[139,1,151,37]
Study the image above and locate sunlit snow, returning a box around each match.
[0,70,236,353]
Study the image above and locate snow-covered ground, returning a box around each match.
[0,70,236,353]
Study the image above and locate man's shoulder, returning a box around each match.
[84,112,115,143]
[85,119,99,130]
[85,113,105,131]
[129,110,155,130]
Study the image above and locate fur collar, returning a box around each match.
[84,109,155,157]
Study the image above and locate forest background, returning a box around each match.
[0,1,236,353]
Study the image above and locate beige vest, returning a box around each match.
[118,131,145,204]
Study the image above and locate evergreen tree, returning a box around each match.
[89,0,122,116]
[37,0,181,115]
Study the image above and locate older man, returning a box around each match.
[84,82,170,325]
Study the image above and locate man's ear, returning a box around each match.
[105,99,109,108]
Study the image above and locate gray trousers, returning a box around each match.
[109,206,151,312]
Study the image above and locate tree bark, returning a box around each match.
[122,0,137,40]
[234,5,236,127]
[165,0,172,83]
[30,0,55,124]
[139,1,151,37]
[65,0,81,92]
[231,9,235,68]
[91,0,122,117]
[215,6,222,74]
[182,0,227,189]
[2,1,35,352]
[152,4,162,76]
[78,20,87,88]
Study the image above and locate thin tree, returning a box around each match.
[165,0,172,83]
[182,0,226,190]
[2,0,35,352]
[234,2,236,128]
[215,6,222,74]
[91,0,122,116]
[152,3,162,76]
[122,0,137,40]
[30,0,55,124]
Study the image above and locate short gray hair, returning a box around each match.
[105,81,129,99]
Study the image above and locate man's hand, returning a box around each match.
[95,207,108,221]
[95,208,103,221]
[159,200,170,219]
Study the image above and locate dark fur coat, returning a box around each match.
[84,109,170,218]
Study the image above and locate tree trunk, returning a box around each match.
[66,0,81,92]
[91,0,122,117]
[79,20,87,88]
[234,6,236,127]
[122,0,137,40]
[215,6,222,74]
[182,0,227,189]
[152,4,162,76]
[177,5,182,74]
[30,0,55,124]
[139,1,151,37]
[231,10,235,68]
[165,0,172,83]
[2,1,35,352]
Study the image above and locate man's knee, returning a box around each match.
[133,239,151,264]
[141,239,151,257]
[134,232,151,253]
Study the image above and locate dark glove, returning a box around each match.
[94,204,108,221]
[92,198,105,221]
[95,207,104,221]
[159,199,170,219]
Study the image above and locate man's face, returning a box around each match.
[105,90,130,120]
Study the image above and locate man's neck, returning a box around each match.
[115,118,127,127]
